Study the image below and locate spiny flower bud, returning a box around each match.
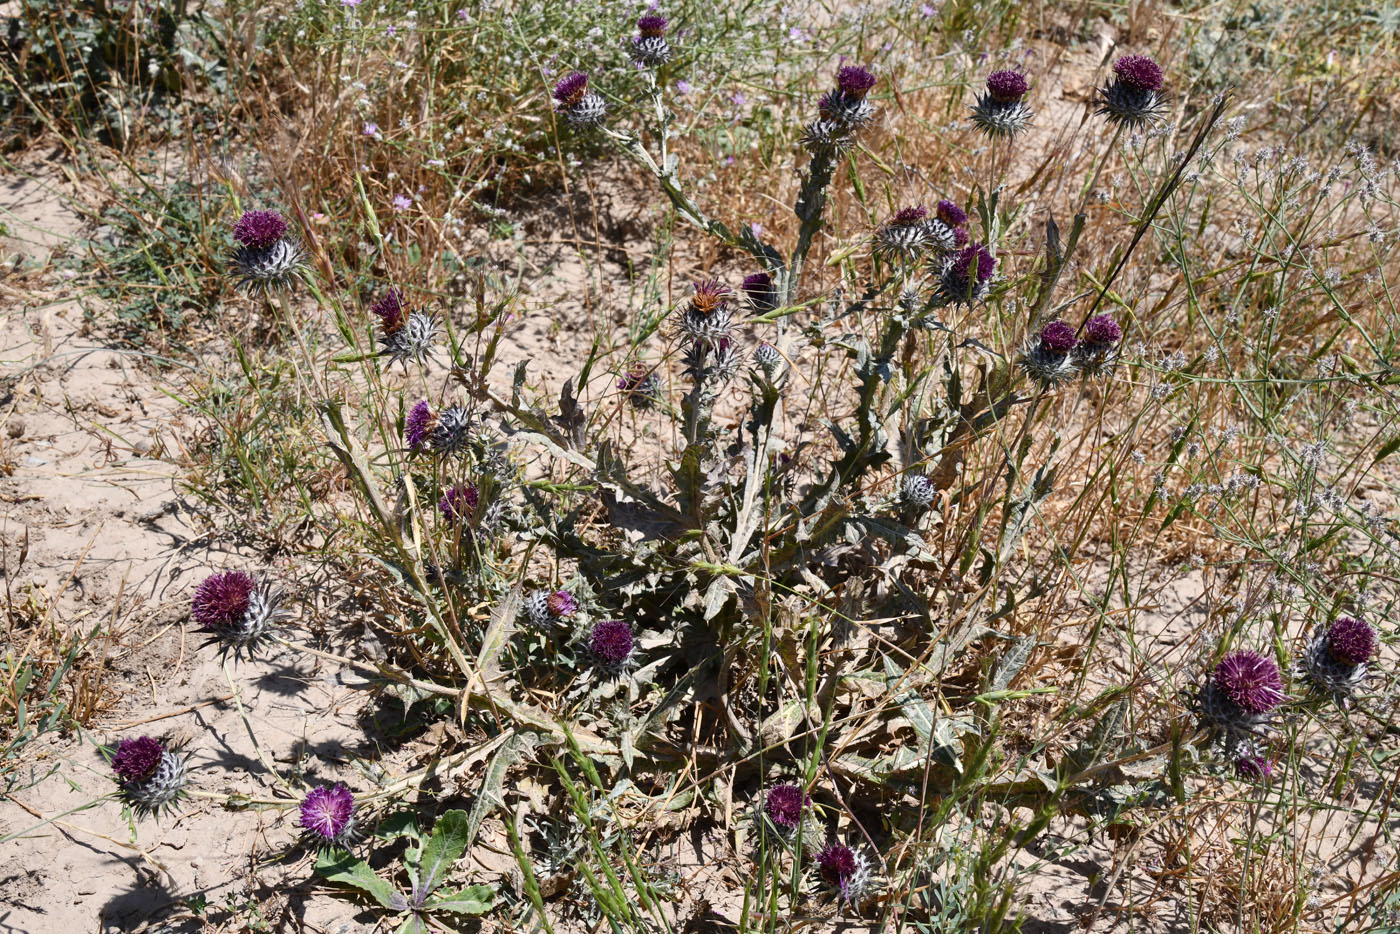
[935,243,995,306]
[552,71,607,128]
[762,782,809,831]
[525,588,578,629]
[1299,616,1375,704]
[589,619,635,671]
[111,736,187,819]
[1096,54,1167,129]
[630,14,672,66]
[678,279,735,345]
[873,206,933,263]
[192,570,288,659]
[901,473,936,509]
[230,209,304,292]
[971,70,1033,138]
[815,842,874,902]
[617,363,662,409]
[753,340,783,378]
[299,782,358,849]
[372,288,440,368]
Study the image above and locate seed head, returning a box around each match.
[763,782,809,830]
[901,473,936,509]
[1214,650,1285,714]
[299,783,357,847]
[233,210,288,250]
[1327,616,1376,665]
[589,619,635,669]
[985,69,1029,103]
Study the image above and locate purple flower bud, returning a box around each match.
[589,619,634,668]
[1039,320,1078,354]
[836,65,877,99]
[636,13,667,36]
[112,736,164,783]
[405,400,438,449]
[1327,616,1376,665]
[1214,650,1285,715]
[233,210,288,250]
[1113,54,1165,93]
[546,590,578,617]
[890,205,928,225]
[192,570,255,629]
[1083,314,1122,345]
[763,782,809,829]
[299,782,356,844]
[986,69,1029,103]
[935,199,967,228]
[371,288,408,333]
[815,842,873,901]
[954,243,995,285]
[553,71,590,105]
[439,483,479,525]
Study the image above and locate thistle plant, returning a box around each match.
[1197,650,1287,758]
[1299,616,1376,705]
[970,69,1033,139]
[110,735,188,819]
[191,569,289,659]
[1097,54,1167,129]
[762,782,810,835]
[629,14,673,67]
[372,288,440,369]
[815,842,875,903]
[299,782,358,850]
[552,71,607,128]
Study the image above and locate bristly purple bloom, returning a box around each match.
[1114,54,1165,92]
[874,206,935,263]
[299,783,357,848]
[547,590,578,617]
[742,271,778,311]
[192,570,255,628]
[836,65,877,99]
[1327,616,1376,665]
[405,400,437,449]
[971,71,1033,138]
[112,736,164,783]
[1074,314,1123,379]
[1215,651,1286,714]
[1083,314,1123,345]
[935,242,995,305]
[617,363,662,409]
[233,210,288,250]
[631,13,672,65]
[763,782,809,831]
[935,199,967,229]
[371,288,408,333]
[525,588,579,629]
[439,483,479,526]
[985,69,1029,103]
[1235,749,1275,781]
[111,735,187,819]
[1039,320,1078,353]
[1097,54,1167,128]
[1300,616,1375,704]
[589,619,635,670]
[552,71,606,127]
[231,209,303,292]
[815,842,873,902]
[191,570,288,659]
[372,289,440,368]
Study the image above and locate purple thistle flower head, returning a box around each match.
[439,482,479,525]
[192,570,255,629]
[986,69,1029,103]
[763,782,809,829]
[951,243,996,285]
[1236,752,1275,781]
[1214,650,1286,714]
[836,65,877,99]
[233,210,288,250]
[816,842,858,887]
[553,71,590,105]
[1327,616,1376,665]
[890,205,928,226]
[371,288,408,333]
[589,619,634,667]
[935,199,968,228]
[952,225,969,247]
[112,736,165,782]
[690,278,732,315]
[405,400,438,449]
[1083,314,1122,345]
[742,271,773,294]
[1113,55,1164,93]
[546,590,578,617]
[1039,320,1078,354]
[299,783,355,842]
[637,13,667,36]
